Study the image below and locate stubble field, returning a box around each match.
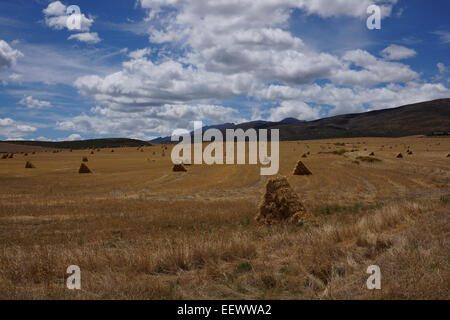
[0,137,449,299]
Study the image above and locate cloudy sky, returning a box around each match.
[0,0,449,141]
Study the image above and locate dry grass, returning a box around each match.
[0,137,448,299]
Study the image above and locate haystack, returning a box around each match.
[1,154,8,159]
[447,153,450,158]
[302,153,307,158]
[369,152,375,156]
[292,161,312,175]
[79,163,92,174]
[173,164,187,172]
[397,153,403,158]
[25,161,35,169]
[90,151,94,155]
[82,156,88,162]
[8,153,14,159]
[111,149,115,153]
[256,176,311,224]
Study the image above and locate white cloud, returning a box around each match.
[74,57,256,109]
[381,44,417,60]
[0,118,36,139]
[433,31,450,44]
[267,101,320,122]
[331,49,418,85]
[60,133,82,141]
[68,32,101,44]
[437,63,446,74]
[296,0,397,18]
[0,40,23,69]
[128,48,151,59]
[140,0,397,19]
[19,96,52,109]
[43,1,99,41]
[43,1,66,16]
[0,43,118,85]
[256,82,450,116]
[57,104,244,137]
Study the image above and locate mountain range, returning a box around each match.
[151,98,450,142]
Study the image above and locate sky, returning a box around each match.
[0,0,449,141]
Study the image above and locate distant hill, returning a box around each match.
[1,138,151,151]
[230,98,450,141]
[151,123,236,143]
[152,99,450,143]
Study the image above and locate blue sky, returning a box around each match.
[0,0,449,141]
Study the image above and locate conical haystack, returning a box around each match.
[302,153,307,158]
[25,161,35,169]
[292,161,312,175]
[82,156,88,162]
[397,153,403,158]
[173,164,187,172]
[79,163,92,174]
[447,153,450,158]
[8,153,13,159]
[1,154,8,159]
[90,151,94,155]
[369,152,375,156]
[256,176,311,224]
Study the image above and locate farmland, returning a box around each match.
[0,137,448,299]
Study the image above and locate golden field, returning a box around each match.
[0,137,449,299]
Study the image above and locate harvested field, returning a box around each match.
[0,137,448,299]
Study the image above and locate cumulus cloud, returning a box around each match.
[268,101,320,122]
[0,118,36,139]
[256,82,450,116]
[331,49,418,85]
[381,44,417,60]
[296,0,397,18]
[0,40,23,69]
[43,1,100,43]
[68,32,101,44]
[74,58,256,109]
[19,96,52,109]
[57,104,244,137]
